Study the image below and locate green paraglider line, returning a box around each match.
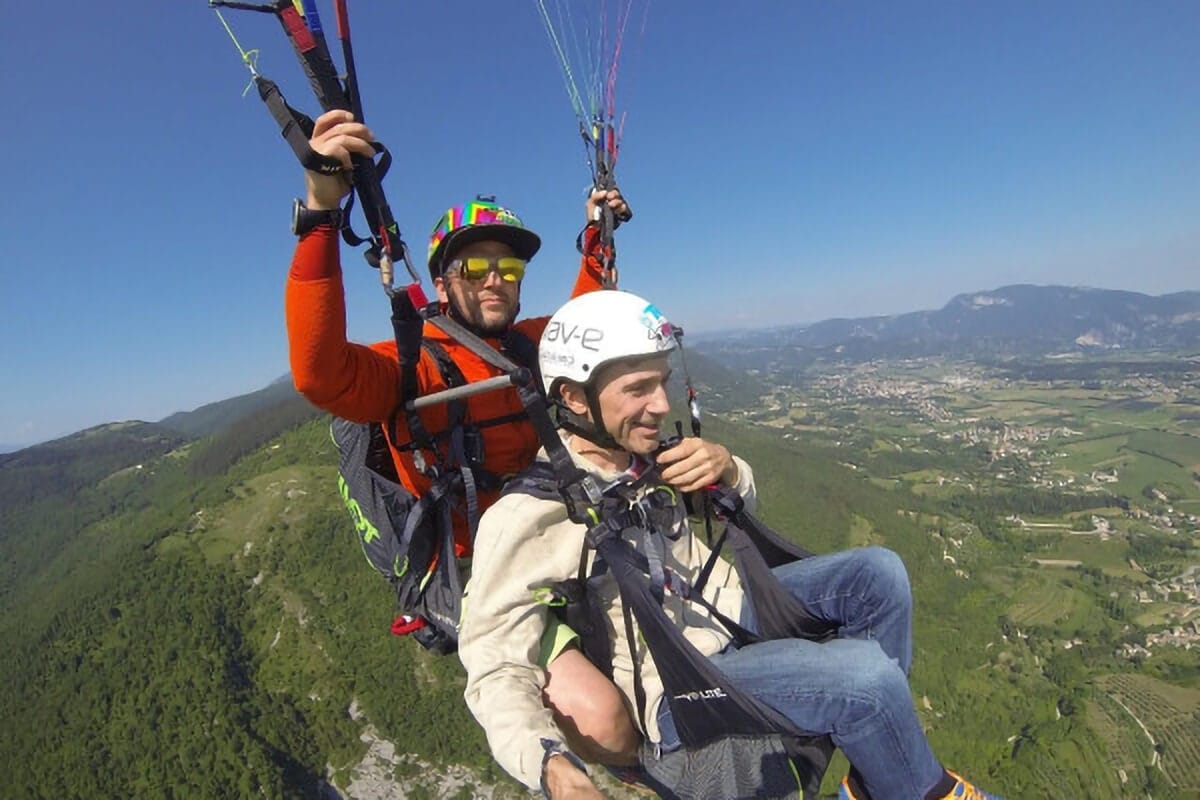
[535,0,587,121]
[211,6,262,95]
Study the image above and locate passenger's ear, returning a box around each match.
[558,381,591,418]
[433,276,449,304]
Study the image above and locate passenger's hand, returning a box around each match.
[585,187,631,225]
[304,109,376,210]
[656,437,738,493]
[545,754,606,799]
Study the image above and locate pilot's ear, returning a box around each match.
[434,276,450,304]
[559,381,590,418]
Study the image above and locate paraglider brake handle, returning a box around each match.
[654,421,687,456]
[591,190,633,226]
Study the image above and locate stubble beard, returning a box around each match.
[474,304,517,336]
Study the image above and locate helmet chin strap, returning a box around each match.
[556,385,623,451]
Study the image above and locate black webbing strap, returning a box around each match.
[707,485,817,564]
[252,76,342,174]
[390,293,436,472]
[422,339,470,453]
[692,526,729,595]
[516,382,603,523]
[213,0,402,268]
[701,492,715,547]
[501,327,543,397]
[460,463,480,543]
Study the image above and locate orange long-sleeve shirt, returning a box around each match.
[286,226,608,553]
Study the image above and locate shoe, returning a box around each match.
[937,771,1003,800]
[840,771,1003,800]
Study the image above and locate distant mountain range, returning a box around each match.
[6,285,1195,456]
[148,286,1196,446]
[697,285,1200,365]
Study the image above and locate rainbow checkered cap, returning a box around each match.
[427,198,542,278]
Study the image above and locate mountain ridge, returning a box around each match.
[697,284,1200,366]
[7,284,1194,452]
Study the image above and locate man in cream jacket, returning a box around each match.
[459,291,1003,800]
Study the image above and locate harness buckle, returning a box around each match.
[562,475,605,525]
[630,498,651,530]
[581,475,603,505]
[586,516,623,548]
[461,426,485,467]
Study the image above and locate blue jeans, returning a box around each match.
[655,546,944,800]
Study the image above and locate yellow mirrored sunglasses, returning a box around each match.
[448,256,527,282]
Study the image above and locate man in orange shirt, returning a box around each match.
[285,109,637,765]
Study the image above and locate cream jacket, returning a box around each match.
[459,433,756,790]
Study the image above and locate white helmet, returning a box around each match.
[539,290,679,397]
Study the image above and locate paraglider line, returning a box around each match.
[212,6,262,96]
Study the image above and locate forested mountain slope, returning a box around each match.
[0,406,1179,797]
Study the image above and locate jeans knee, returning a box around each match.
[860,547,911,609]
[846,642,911,707]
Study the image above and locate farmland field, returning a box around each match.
[1097,674,1200,798]
[715,351,1200,798]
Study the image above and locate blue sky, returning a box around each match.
[1,1,1197,448]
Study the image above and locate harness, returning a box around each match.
[505,454,839,798]
[211,1,574,656]
[358,304,541,653]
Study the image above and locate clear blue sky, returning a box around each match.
[1,1,1197,448]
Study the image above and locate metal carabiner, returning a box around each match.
[379,240,423,299]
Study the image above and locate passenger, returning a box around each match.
[459,290,1003,800]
